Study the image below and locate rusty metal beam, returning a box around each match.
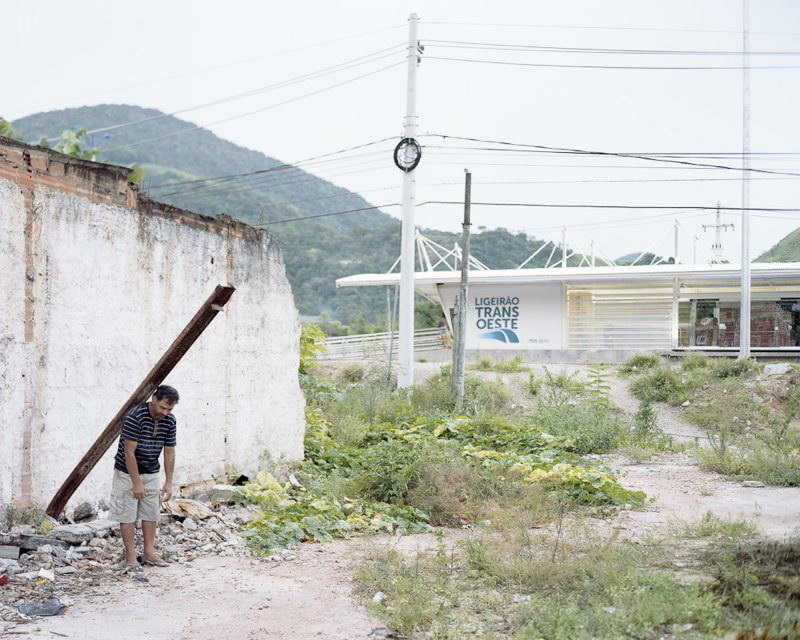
[46,285,236,518]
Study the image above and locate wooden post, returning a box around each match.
[46,285,235,518]
[453,171,471,408]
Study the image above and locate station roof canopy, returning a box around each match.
[336,262,800,303]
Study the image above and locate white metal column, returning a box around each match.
[398,13,420,388]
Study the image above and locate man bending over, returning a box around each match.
[109,385,179,569]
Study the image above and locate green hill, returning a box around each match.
[10,105,562,325]
[755,227,800,262]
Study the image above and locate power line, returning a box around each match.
[102,61,404,153]
[79,44,405,140]
[424,20,800,37]
[424,39,800,56]
[255,204,400,227]
[8,23,406,121]
[425,54,800,71]
[424,134,800,177]
[147,137,396,191]
[420,200,800,212]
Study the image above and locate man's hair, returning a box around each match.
[153,385,180,404]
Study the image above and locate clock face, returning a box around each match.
[394,137,422,172]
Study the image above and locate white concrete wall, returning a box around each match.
[0,142,305,513]
[0,179,28,509]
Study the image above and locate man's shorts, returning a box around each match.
[109,469,161,523]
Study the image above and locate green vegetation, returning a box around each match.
[756,226,800,262]
[3,503,45,529]
[238,351,649,555]
[471,355,529,373]
[679,511,759,540]
[0,118,21,140]
[234,346,800,638]
[354,511,798,639]
[626,358,800,486]
[356,525,722,640]
[619,352,661,374]
[705,536,800,637]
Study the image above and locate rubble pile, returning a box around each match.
[0,487,268,632]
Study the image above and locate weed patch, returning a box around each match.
[357,527,722,640]
[678,511,759,541]
[704,536,800,637]
[470,355,529,373]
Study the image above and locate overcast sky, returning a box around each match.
[4,0,799,264]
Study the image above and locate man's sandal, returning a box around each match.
[137,555,169,567]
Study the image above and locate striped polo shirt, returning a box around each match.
[113,402,177,475]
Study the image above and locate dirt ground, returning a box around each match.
[12,361,800,640]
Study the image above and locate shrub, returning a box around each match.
[712,357,757,379]
[630,367,685,403]
[697,440,800,486]
[623,352,661,372]
[410,369,512,416]
[351,438,463,504]
[681,352,710,371]
[526,373,542,396]
[533,404,625,455]
[631,399,662,441]
[338,364,365,383]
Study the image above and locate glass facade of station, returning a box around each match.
[678,299,800,348]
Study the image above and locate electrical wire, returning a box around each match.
[10,23,406,122]
[102,61,404,153]
[420,200,800,212]
[423,134,800,177]
[423,40,800,56]
[425,54,800,71]
[147,138,395,190]
[80,44,405,140]
[104,54,405,152]
[423,20,800,37]
[255,204,400,227]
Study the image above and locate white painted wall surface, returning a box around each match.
[0,180,27,508]
[0,153,305,513]
[439,283,563,350]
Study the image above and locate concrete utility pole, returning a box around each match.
[673,220,680,264]
[739,0,752,359]
[398,13,421,388]
[703,204,734,264]
[453,171,471,408]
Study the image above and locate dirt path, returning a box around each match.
[23,544,382,640]
[9,362,800,639]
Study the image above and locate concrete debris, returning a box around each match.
[72,502,97,523]
[163,498,217,520]
[0,499,275,631]
[0,545,19,560]
[17,596,64,616]
[207,484,238,503]
[49,520,116,544]
[0,603,32,623]
[763,363,794,377]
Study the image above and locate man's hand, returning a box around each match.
[132,481,146,500]
[161,484,173,502]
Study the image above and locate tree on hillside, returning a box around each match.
[37,127,101,160]
[0,118,22,140]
